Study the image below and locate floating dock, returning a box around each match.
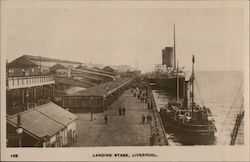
[73,88,168,146]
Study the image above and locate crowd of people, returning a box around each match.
[130,85,154,126]
[102,82,158,145]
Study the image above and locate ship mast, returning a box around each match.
[173,24,176,70]
[177,60,179,103]
[191,55,195,120]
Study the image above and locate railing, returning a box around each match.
[7,75,55,90]
[72,68,115,79]
[148,85,169,145]
[54,76,96,87]
[230,111,244,145]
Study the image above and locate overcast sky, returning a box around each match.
[2,1,248,72]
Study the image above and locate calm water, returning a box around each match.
[152,71,244,145]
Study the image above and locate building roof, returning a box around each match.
[76,65,116,76]
[67,78,131,97]
[7,102,78,139]
[23,55,81,65]
[50,63,68,70]
[36,102,78,126]
[8,55,82,69]
[103,66,118,72]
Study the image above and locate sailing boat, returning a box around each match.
[159,55,217,136]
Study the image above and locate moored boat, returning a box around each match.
[153,25,185,98]
[159,55,217,136]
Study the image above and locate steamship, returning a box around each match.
[159,55,217,136]
[151,25,185,98]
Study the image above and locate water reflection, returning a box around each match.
[165,127,216,145]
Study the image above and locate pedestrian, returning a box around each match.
[150,134,155,146]
[122,107,126,116]
[149,115,152,122]
[142,115,145,124]
[137,93,140,99]
[118,106,122,116]
[104,115,108,124]
[147,101,150,109]
[140,95,143,103]
[146,114,150,123]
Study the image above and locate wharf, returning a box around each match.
[72,88,168,146]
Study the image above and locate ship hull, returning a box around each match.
[160,109,216,136]
[155,77,185,98]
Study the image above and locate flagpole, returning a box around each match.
[173,24,176,69]
[191,55,195,120]
[177,60,179,103]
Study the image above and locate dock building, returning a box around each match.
[7,55,81,76]
[7,102,78,147]
[62,78,133,112]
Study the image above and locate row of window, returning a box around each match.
[63,97,102,107]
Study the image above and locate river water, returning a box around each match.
[152,71,244,145]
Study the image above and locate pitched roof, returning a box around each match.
[36,102,78,126]
[68,78,131,97]
[50,63,68,70]
[8,55,82,69]
[103,66,118,71]
[23,55,81,65]
[7,102,78,139]
[7,56,39,68]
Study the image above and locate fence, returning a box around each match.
[148,85,169,145]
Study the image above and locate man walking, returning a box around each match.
[104,114,108,124]
[122,107,126,116]
[118,106,122,116]
[142,115,145,124]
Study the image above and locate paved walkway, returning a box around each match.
[72,89,152,146]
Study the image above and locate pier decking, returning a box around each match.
[73,88,168,146]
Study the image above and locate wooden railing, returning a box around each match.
[148,85,169,145]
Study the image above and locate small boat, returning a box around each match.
[159,55,217,136]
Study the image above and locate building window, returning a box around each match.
[82,100,85,106]
[77,99,81,106]
[64,99,69,107]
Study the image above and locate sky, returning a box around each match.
[2,1,248,72]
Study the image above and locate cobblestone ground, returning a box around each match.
[72,89,152,146]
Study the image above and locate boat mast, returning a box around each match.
[177,60,179,103]
[191,55,195,119]
[173,24,176,70]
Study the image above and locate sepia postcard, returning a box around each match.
[0,0,249,161]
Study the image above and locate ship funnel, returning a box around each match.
[162,47,174,68]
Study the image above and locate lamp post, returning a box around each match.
[90,96,93,121]
[25,89,29,110]
[16,113,23,147]
[105,85,109,111]
[103,95,106,112]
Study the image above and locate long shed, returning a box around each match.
[7,102,78,147]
